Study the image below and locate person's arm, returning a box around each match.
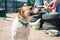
[46,0,58,12]
[51,0,58,9]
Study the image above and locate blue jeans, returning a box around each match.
[56,3,60,14]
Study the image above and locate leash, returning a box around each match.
[18,19,28,27]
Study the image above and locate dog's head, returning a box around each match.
[18,6,34,21]
[33,8,40,14]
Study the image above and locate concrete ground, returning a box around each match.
[0,13,60,40]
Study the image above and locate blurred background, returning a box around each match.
[0,0,52,13]
[0,0,60,40]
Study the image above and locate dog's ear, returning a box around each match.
[18,8,24,16]
[23,3,27,6]
[18,8,25,19]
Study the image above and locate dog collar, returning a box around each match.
[18,19,28,27]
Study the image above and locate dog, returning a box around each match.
[11,4,41,40]
[11,5,34,40]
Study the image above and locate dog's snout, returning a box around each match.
[29,11,33,16]
[31,11,33,13]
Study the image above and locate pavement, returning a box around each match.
[0,13,60,40]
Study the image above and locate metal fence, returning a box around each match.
[0,0,52,13]
[0,0,26,13]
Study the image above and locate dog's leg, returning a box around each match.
[12,31,17,40]
[11,19,19,40]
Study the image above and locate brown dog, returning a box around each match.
[11,5,38,40]
[18,6,33,22]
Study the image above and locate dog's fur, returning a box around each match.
[11,5,41,40]
[11,5,34,40]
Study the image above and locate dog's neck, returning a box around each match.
[18,19,28,27]
[18,16,31,23]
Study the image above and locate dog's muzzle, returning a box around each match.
[29,12,34,16]
[29,11,39,16]
[34,8,40,14]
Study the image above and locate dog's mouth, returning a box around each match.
[33,8,40,14]
[29,12,39,16]
[29,8,40,16]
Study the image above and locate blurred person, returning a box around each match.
[34,0,43,7]
[46,0,60,14]
[44,0,49,8]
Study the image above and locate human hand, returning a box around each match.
[46,7,52,12]
[46,0,57,12]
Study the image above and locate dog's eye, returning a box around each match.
[30,8,32,10]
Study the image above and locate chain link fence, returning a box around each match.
[0,0,27,13]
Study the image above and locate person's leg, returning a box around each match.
[56,2,60,14]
